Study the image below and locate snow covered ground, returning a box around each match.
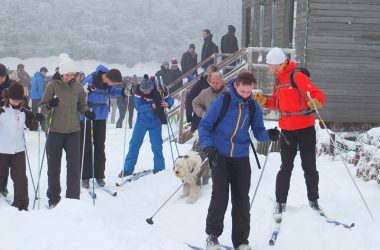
[1,57,379,249]
[1,118,380,250]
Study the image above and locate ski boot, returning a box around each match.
[205,234,222,250]
[96,178,106,187]
[274,202,286,223]
[235,243,252,250]
[82,179,90,189]
[309,200,325,216]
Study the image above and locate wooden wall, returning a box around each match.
[242,0,380,123]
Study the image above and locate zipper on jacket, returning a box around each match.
[241,112,248,129]
[230,103,242,157]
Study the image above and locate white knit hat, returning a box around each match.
[58,53,76,75]
[266,47,286,65]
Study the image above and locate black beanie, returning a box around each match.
[106,69,122,83]
[0,63,7,76]
[8,83,24,100]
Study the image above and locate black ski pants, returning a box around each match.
[206,155,251,248]
[276,126,319,203]
[46,131,81,205]
[0,152,29,210]
[80,120,106,180]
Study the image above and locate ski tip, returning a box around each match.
[116,183,121,187]
[112,192,117,196]
[269,239,275,246]
[350,222,355,227]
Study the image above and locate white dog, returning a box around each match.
[173,151,203,203]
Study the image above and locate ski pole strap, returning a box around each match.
[249,139,261,169]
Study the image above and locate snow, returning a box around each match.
[0,56,160,77]
[1,58,380,250]
[1,118,380,250]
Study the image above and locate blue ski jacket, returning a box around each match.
[199,83,270,158]
[81,65,122,120]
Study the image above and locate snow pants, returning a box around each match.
[276,126,319,203]
[80,120,106,180]
[206,155,251,248]
[123,121,165,174]
[0,152,29,210]
[46,131,81,205]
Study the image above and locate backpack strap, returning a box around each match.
[212,92,231,132]
[248,99,256,126]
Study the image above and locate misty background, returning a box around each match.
[0,0,241,66]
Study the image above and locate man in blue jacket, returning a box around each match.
[119,75,174,177]
[199,70,279,250]
[81,65,123,188]
[30,67,48,114]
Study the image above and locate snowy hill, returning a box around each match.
[0,0,241,66]
[1,120,380,250]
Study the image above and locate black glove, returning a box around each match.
[0,107,4,115]
[268,128,280,141]
[47,96,59,109]
[35,113,44,122]
[204,147,219,167]
[85,110,96,120]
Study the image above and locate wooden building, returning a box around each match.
[241,0,380,125]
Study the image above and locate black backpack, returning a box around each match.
[212,92,256,131]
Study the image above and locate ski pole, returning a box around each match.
[80,119,87,186]
[165,109,180,157]
[33,106,54,210]
[80,93,88,187]
[146,182,184,225]
[90,109,96,206]
[307,91,375,221]
[120,95,130,184]
[249,139,262,169]
[250,141,273,210]
[23,134,36,193]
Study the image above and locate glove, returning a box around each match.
[204,147,219,167]
[84,84,96,94]
[307,98,323,110]
[254,93,266,107]
[268,127,280,141]
[35,113,44,122]
[85,110,96,120]
[47,96,59,109]
[0,107,4,115]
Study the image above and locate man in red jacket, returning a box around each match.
[254,47,326,217]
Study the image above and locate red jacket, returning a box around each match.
[264,61,325,131]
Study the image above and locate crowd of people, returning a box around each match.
[0,24,326,250]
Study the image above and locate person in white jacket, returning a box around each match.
[0,83,43,211]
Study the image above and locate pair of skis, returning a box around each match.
[116,169,153,187]
[269,207,355,246]
[186,243,233,250]
[86,183,117,199]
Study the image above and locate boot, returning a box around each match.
[274,202,286,223]
[205,234,221,250]
[0,187,9,197]
[118,170,129,178]
[82,179,90,189]
[96,178,106,187]
[309,200,325,216]
[236,243,252,250]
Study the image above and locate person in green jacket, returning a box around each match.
[39,53,96,208]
